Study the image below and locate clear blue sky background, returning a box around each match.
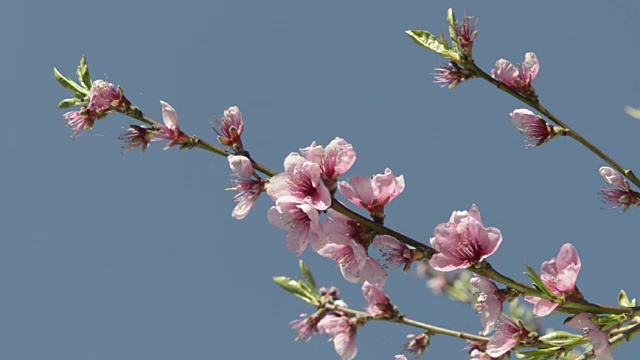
[2,1,640,359]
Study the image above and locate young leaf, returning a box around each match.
[54,67,89,96]
[447,8,459,49]
[618,289,637,307]
[76,55,92,90]
[299,260,317,294]
[405,30,458,61]
[58,97,86,109]
[273,277,315,304]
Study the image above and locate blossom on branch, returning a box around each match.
[338,168,404,223]
[267,152,331,211]
[491,52,539,96]
[153,101,191,150]
[214,106,244,150]
[362,281,397,319]
[524,243,582,317]
[373,235,425,272]
[471,276,504,335]
[510,109,564,148]
[599,166,640,212]
[300,138,356,191]
[486,316,530,357]
[316,210,387,286]
[317,314,359,360]
[227,155,265,220]
[268,201,323,256]
[566,313,614,360]
[429,204,502,271]
[119,125,156,152]
[433,62,474,89]
[455,16,479,53]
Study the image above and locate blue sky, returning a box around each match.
[2,1,640,359]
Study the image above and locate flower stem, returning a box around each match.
[327,304,489,343]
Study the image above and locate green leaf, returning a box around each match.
[624,106,640,119]
[299,260,317,294]
[618,289,637,307]
[538,331,583,346]
[515,347,568,360]
[58,97,86,109]
[447,8,459,48]
[405,30,458,61]
[54,67,89,96]
[273,276,315,304]
[524,264,554,298]
[76,55,92,90]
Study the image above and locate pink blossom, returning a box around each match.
[227,155,264,220]
[119,125,156,152]
[373,235,424,272]
[63,108,97,138]
[599,166,640,212]
[525,243,581,317]
[290,313,322,343]
[455,16,479,53]
[486,316,530,357]
[300,138,356,183]
[471,276,504,335]
[362,281,396,319]
[567,313,613,360]
[510,109,560,148]
[214,106,244,148]
[267,153,331,211]
[403,333,430,357]
[317,314,358,360]
[491,52,539,94]
[88,80,122,113]
[338,168,405,221]
[316,210,387,286]
[429,204,502,271]
[267,201,323,256]
[153,101,191,150]
[433,63,473,89]
[317,239,387,287]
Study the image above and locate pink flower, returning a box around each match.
[227,155,264,220]
[491,52,539,95]
[316,210,387,286]
[267,153,331,211]
[429,204,502,271]
[290,312,322,343]
[153,101,191,150]
[471,276,504,335]
[567,313,613,360]
[317,314,358,360]
[455,16,479,53]
[599,166,640,212]
[403,333,430,357]
[268,201,323,256]
[510,109,561,148]
[214,106,244,148]
[63,108,98,138]
[373,235,424,272]
[317,240,387,287]
[300,138,356,184]
[88,80,125,113]
[119,125,156,152]
[486,316,530,357]
[338,168,405,222]
[525,243,581,317]
[433,63,474,89]
[362,281,396,319]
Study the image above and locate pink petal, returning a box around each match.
[523,52,539,81]
[532,299,558,317]
[228,155,254,178]
[486,330,518,357]
[333,332,358,360]
[160,101,180,131]
[599,167,626,189]
[350,176,376,204]
[429,253,467,271]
